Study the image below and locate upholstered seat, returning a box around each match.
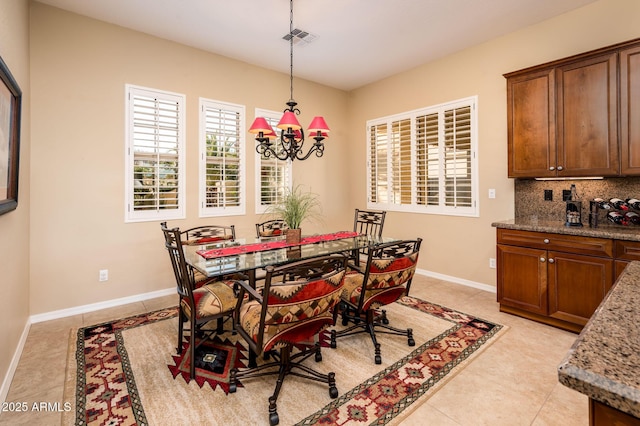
[331,239,422,364]
[179,281,238,320]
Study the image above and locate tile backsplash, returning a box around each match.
[514,177,640,224]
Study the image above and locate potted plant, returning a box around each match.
[267,184,321,244]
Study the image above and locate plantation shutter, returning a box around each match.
[367,96,477,217]
[368,123,388,204]
[390,118,412,205]
[444,105,472,207]
[200,99,245,217]
[257,113,292,213]
[416,112,440,206]
[126,85,185,222]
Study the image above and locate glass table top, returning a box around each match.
[183,234,398,278]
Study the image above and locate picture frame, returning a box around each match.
[0,55,22,215]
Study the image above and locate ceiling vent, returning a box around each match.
[283,28,317,46]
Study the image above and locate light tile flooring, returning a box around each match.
[0,275,587,425]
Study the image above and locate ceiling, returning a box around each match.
[37,0,598,91]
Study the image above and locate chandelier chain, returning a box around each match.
[289,0,294,104]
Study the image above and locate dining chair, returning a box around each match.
[229,254,348,426]
[351,208,387,266]
[353,208,387,237]
[255,219,288,238]
[181,224,236,245]
[160,222,241,380]
[331,238,422,364]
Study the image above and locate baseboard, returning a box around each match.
[29,287,175,324]
[0,320,30,404]
[415,268,496,294]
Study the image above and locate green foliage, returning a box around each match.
[267,184,321,229]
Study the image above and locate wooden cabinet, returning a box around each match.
[497,229,614,332]
[590,399,640,426]
[614,239,640,279]
[506,69,556,178]
[556,53,619,177]
[620,44,640,175]
[506,38,640,178]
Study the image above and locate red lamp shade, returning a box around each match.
[277,111,302,130]
[249,117,275,135]
[308,116,330,133]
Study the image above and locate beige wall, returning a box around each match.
[347,0,640,286]
[29,3,349,314]
[0,0,30,400]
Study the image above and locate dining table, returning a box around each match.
[183,231,399,286]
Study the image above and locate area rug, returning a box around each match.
[63,296,505,425]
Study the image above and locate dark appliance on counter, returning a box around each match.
[565,200,583,227]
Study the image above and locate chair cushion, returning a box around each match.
[238,272,345,352]
[238,300,333,352]
[180,281,237,320]
[341,253,418,310]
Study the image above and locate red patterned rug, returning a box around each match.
[64,296,504,425]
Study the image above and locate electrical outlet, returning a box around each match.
[562,189,572,201]
[488,188,496,199]
[489,258,496,269]
[544,189,553,201]
[99,269,108,282]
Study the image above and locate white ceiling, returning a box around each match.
[37,0,598,91]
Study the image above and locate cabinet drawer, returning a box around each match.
[497,229,613,257]
[614,240,640,261]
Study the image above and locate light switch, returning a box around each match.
[488,189,496,199]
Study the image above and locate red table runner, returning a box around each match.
[196,231,360,259]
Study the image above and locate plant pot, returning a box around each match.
[286,246,302,259]
[286,228,302,244]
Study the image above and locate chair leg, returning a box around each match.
[189,319,196,380]
[177,310,185,354]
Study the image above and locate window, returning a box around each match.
[367,96,478,217]
[125,85,185,223]
[199,98,246,217]
[254,109,292,214]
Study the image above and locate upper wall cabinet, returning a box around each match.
[505,39,640,178]
[620,44,640,175]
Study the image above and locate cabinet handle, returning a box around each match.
[557,166,563,171]
[543,238,550,244]
[548,258,555,264]
[549,166,555,171]
[540,257,546,262]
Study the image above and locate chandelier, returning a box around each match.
[248,0,330,161]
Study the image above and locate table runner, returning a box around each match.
[196,231,359,259]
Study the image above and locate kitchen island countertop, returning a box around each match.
[557,260,640,419]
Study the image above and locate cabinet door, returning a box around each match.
[497,244,547,315]
[556,53,619,176]
[547,251,613,326]
[507,69,556,178]
[620,44,640,175]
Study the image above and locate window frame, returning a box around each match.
[366,96,479,217]
[198,97,246,218]
[253,108,293,215]
[124,84,186,223]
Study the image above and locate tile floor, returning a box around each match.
[0,275,587,425]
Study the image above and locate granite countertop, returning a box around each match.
[492,218,640,242]
[557,261,640,418]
